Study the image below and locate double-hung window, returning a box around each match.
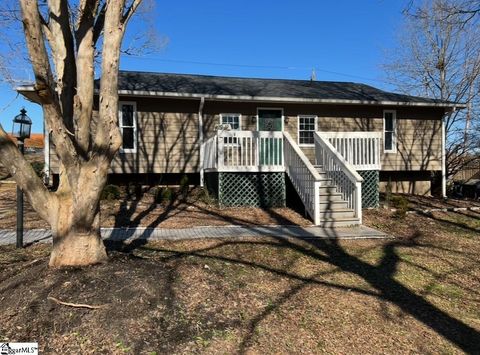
[298,116,316,146]
[220,114,241,145]
[383,110,396,153]
[119,102,137,152]
[220,114,241,131]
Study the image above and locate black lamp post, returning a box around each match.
[12,108,32,248]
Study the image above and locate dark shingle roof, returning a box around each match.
[103,71,459,106]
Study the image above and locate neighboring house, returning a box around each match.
[18,71,463,226]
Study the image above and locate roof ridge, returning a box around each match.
[118,70,362,86]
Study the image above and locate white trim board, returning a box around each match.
[16,86,465,109]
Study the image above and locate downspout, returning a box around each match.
[442,107,455,198]
[198,97,205,187]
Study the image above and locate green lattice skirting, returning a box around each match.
[215,172,286,207]
[358,170,379,208]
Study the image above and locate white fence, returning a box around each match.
[284,132,322,225]
[318,132,382,170]
[314,132,363,222]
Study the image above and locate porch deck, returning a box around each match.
[201,130,382,227]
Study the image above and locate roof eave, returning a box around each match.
[16,85,42,104]
[16,85,467,109]
[115,89,467,108]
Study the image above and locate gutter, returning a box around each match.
[16,85,467,109]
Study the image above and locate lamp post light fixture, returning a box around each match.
[12,108,32,248]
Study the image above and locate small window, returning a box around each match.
[220,114,241,130]
[220,114,241,145]
[119,102,137,152]
[384,110,396,153]
[298,116,316,146]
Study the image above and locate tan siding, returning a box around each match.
[48,98,445,175]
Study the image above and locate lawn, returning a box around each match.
[1,207,479,354]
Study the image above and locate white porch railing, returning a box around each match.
[318,132,382,170]
[284,132,322,225]
[314,132,363,222]
[202,130,285,172]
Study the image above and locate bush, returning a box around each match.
[391,195,409,218]
[154,186,175,205]
[101,184,121,200]
[179,175,189,192]
[198,187,216,206]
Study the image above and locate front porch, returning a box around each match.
[201,130,382,227]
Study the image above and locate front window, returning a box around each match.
[384,110,396,153]
[119,102,137,152]
[220,114,241,130]
[220,114,241,145]
[298,116,316,146]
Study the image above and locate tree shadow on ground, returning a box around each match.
[105,207,480,354]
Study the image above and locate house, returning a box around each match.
[17,71,463,226]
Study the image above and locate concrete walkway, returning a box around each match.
[0,225,391,246]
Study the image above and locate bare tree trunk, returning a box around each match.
[0,0,145,267]
[49,196,106,267]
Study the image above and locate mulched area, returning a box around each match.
[0,208,479,353]
[0,184,312,230]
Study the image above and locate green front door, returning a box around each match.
[258,109,283,165]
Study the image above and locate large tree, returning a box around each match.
[384,0,480,179]
[0,0,142,267]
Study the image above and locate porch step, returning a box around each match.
[318,191,344,201]
[318,217,361,228]
[320,208,356,219]
[319,185,338,194]
[319,200,349,211]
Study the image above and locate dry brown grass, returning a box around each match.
[0,208,479,354]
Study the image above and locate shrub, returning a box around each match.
[391,195,409,218]
[101,184,121,200]
[179,175,189,192]
[154,186,175,204]
[198,187,216,206]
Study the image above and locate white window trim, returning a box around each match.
[256,107,284,131]
[297,115,317,147]
[119,101,137,153]
[383,109,397,153]
[219,113,242,130]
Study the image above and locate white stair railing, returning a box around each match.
[284,132,322,225]
[314,132,363,222]
[202,135,217,170]
[318,132,382,170]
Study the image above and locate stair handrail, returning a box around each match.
[202,135,217,170]
[314,132,363,222]
[283,132,322,225]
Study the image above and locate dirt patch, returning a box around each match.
[1,209,479,354]
[0,183,311,230]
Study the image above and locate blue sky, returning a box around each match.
[0,0,406,133]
